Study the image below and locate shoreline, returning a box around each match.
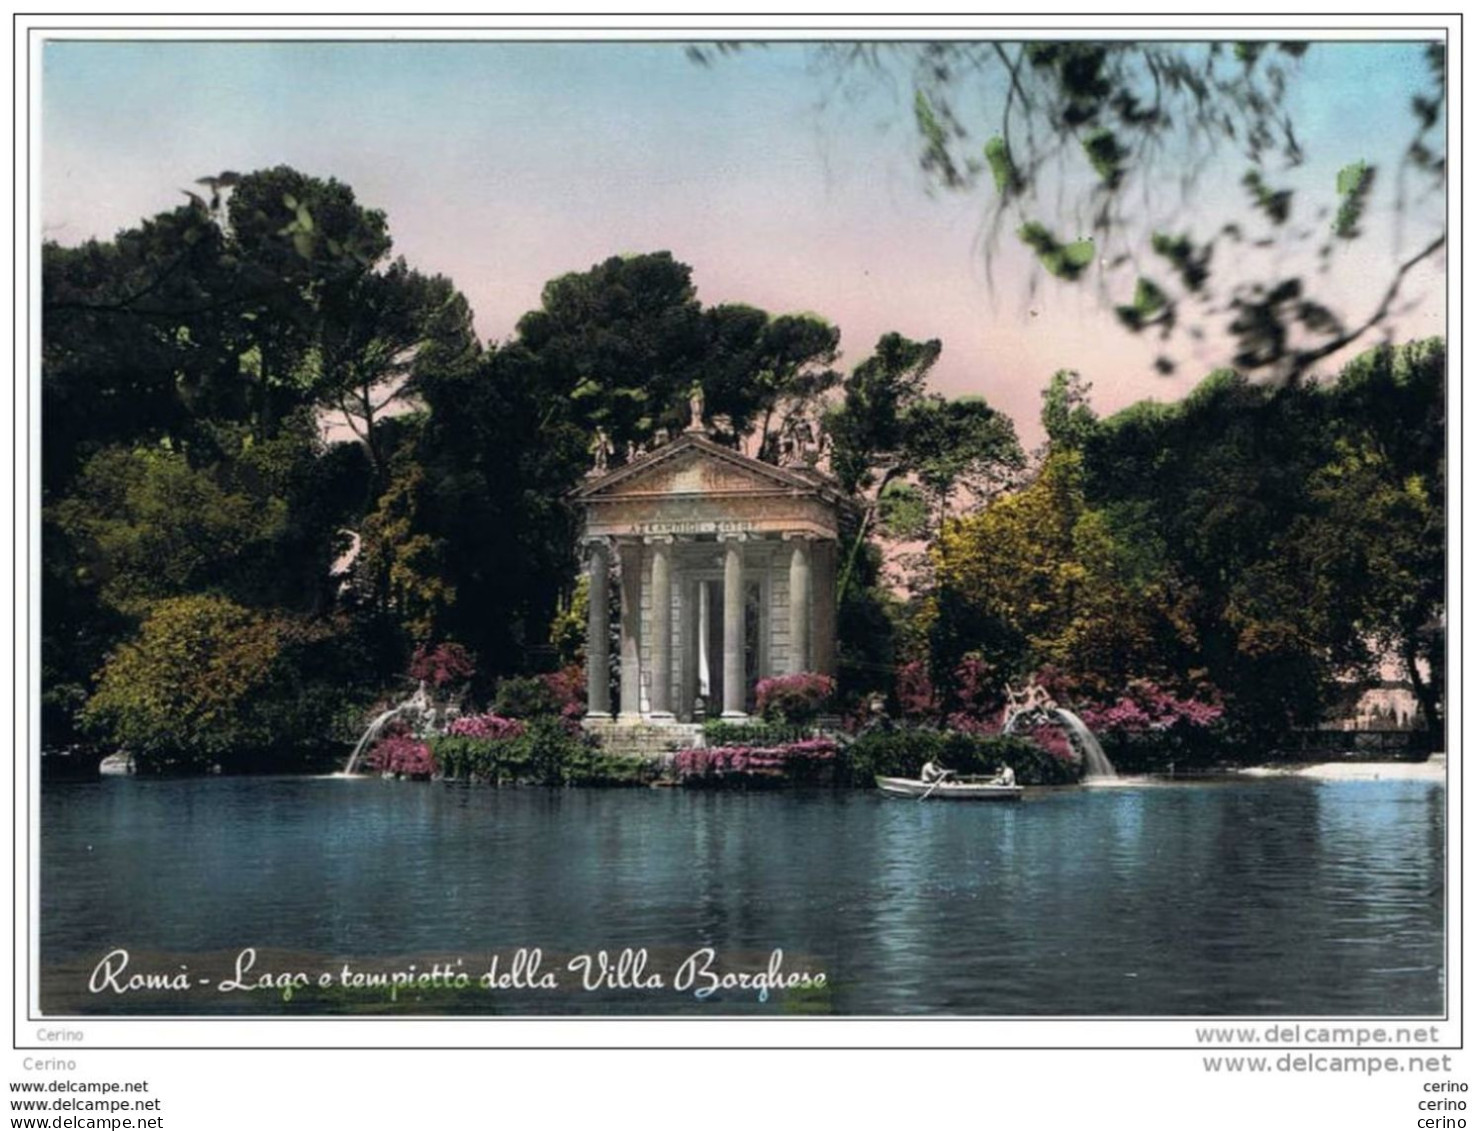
[1239,755,1446,782]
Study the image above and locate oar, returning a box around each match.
[918,769,953,802]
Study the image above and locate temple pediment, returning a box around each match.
[575,433,837,503]
[575,432,842,543]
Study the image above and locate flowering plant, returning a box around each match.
[366,733,437,777]
[445,713,527,740]
[1077,679,1224,734]
[944,653,1006,734]
[1027,725,1076,763]
[541,664,587,723]
[408,642,476,690]
[895,660,936,720]
[673,739,838,779]
[755,673,835,724]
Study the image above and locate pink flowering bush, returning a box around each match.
[541,664,587,724]
[1031,665,1076,701]
[945,653,1008,734]
[755,673,835,725]
[673,739,839,781]
[895,660,937,720]
[1013,721,1075,764]
[1077,679,1224,734]
[408,642,476,690]
[446,713,526,740]
[1071,679,1227,773]
[366,732,437,777]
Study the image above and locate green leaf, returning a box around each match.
[1017,223,1094,281]
[1242,170,1292,225]
[1233,42,1264,67]
[984,136,1023,196]
[1333,161,1375,239]
[1061,239,1096,271]
[1133,277,1167,314]
[1336,160,1369,196]
[1150,232,1210,291]
[1081,128,1126,188]
[1115,277,1169,331]
[914,89,963,188]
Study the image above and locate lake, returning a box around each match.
[40,775,1444,1015]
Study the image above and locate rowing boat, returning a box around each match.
[875,775,1024,801]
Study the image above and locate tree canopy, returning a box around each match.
[929,338,1444,735]
[515,251,841,461]
[41,160,1444,767]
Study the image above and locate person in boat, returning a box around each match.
[992,764,1016,787]
[920,759,949,784]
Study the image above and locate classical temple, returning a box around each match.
[572,402,843,728]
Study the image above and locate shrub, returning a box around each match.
[998,714,1078,764]
[895,659,937,720]
[1076,679,1224,734]
[1074,679,1227,772]
[408,641,477,690]
[445,713,526,740]
[702,719,814,747]
[366,733,436,778]
[493,675,561,719]
[429,717,649,786]
[1092,727,1231,774]
[755,672,835,725]
[673,739,838,783]
[81,594,287,773]
[541,663,586,723]
[520,716,580,784]
[430,734,520,783]
[944,652,1005,733]
[560,746,660,787]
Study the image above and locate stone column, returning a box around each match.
[787,534,813,674]
[679,576,698,722]
[720,534,747,718]
[585,539,611,718]
[811,539,837,677]
[616,539,643,721]
[697,579,712,700]
[647,536,674,719]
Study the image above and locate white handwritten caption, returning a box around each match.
[88,946,827,1003]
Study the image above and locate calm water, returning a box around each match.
[41,776,1444,1015]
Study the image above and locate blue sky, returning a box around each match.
[42,37,1445,445]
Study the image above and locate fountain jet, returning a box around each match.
[341,682,435,776]
[1002,681,1118,781]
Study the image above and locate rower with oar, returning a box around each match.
[918,757,952,800]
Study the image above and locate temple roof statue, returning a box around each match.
[684,385,709,435]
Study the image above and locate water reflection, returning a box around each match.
[41,777,1443,1015]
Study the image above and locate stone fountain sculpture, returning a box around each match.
[1002,679,1117,780]
[341,681,439,776]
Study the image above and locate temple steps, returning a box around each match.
[582,718,707,759]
